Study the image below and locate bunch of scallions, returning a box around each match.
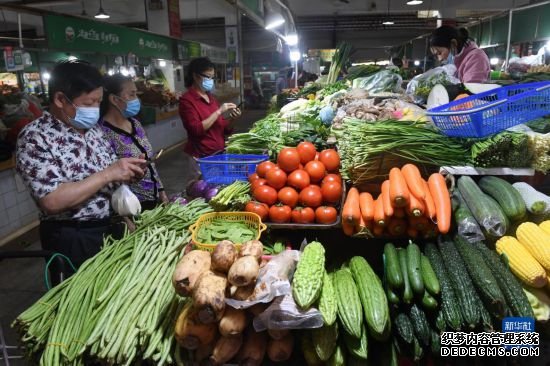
[338,118,471,185]
[326,42,353,85]
[12,200,212,366]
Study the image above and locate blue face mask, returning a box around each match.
[445,48,455,65]
[121,97,141,118]
[70,106,100,129]
[202,78,214,92]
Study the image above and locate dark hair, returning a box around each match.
[48,60,103,103]
[391,57,403,68]
[184,57,215,88]
[430,25,470,52]
[100,73,133,118]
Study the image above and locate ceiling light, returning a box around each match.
[159,60,167,67]
[95,0,110,19]
[265,11,285,30]
[120,67,129,76]
[290,50,301,62]
[382,20,394,25]
[108,69,114,76]
[285,33,298,46]
[414,60,420,66]
[68,55,77,61]
[382,0,394,25]
[490,57,499,65]
[406,0,423,5]
[42,72,50,81]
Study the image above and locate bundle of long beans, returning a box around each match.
[13,200,212,366]
[338,118,471,185]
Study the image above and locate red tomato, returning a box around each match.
[251,178,268,192]
[319,149,340,172]
[245,201,269,220]
[322,174,342,185]
[315,206,338,224]
[248,173,260,183]
[256,161,277,178]
[253,185,278,205]
[291,207,315,224]
[321,182,342,204]
[278,187,299,208]
[287,169,311,191]
[298,163,304,170]
[269,205,292,223]
[296,141,317,164]
[277,148,301,173]
[265,168,287,190]
[315,152,320,160]
[305,161,326,183]
[300,186,323,208]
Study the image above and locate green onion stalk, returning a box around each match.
[209,181,251,211]
[338,118,471,185]
[12,200,212,366]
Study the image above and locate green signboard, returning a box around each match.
[175,40,201,61]
[44,14,173,59]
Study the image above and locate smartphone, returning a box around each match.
[236,101,244,109]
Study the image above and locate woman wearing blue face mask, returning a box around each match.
[16,60,146,284]
[100,74,168,210]
[179,57,242,158]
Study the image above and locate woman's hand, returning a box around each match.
[104,158,146,183]
[228,107,242,119]
[217,103,237,115]
[159,191,169,204]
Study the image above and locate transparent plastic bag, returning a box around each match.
[252,294,324,331]
[452,190,484,243]
[406,65,460,103]
[226,250,300,309]
[111,184,142,217]
[352,70,403,94]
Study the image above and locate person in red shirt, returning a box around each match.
[179,57,241,157]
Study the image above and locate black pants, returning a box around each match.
[40,219,124,285]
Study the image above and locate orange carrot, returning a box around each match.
[408,193,425,217]
[342,187,361,225]
[373,195,386,227]
[381,180,394,217]
[388,218,407,236]
[373,225,384,237]
[359,192,375,222]
[422,180,436,219]
[394,208,406,219]
[409,216,429,232]
[407,226,418,238]
[389,167,410,208]
[343,221,355,236]
[428,173,451,234]
[401,164,426,200]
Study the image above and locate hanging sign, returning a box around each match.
[175,40,201,61]
[44,14,173,59]
[4,47,24,71]
[167,0,182,38]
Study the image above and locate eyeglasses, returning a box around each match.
[199,73,214,80]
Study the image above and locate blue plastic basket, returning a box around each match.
[426,81,550,138]
[197,153,269,185]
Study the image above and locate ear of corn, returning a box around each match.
[539,220,550,236]
[516,222,550,271]
[496,236,548,288]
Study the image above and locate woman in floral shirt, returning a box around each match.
[100,74,168,210]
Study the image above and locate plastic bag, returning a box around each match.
[352,70,403,94]
[253,294,324,331]
[111,184,142,217]
[226,250,300,309]
[406,65,460,103]
[452,190,484,243]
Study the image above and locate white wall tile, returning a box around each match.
[14,173,26,192]
[3,192,17,209]
[9,219,21,232]
[20,212,38,226]
[0,212,8,228]
[0,174,16,194]
[0,195,4,212]
[7,205,19,223]
[16,190,30,204]
[18,199,36,217]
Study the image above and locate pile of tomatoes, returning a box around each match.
[245,142,343,224]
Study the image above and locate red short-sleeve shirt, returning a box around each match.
[179,87,233,158]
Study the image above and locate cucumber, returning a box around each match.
[474,242,535,318]
[406,242,424,296]
[397,248,413,304]
[386,286,400,305]
[409,304,430,346]
[424,243,463,331]
[412,336,424,362]
[430,328,441,355]
[454,236,506,318]
[438,236,481,329]
[420,254,440,296]
[457,176,508,238]
[393,313,414,344]
[453,190,485,243]
[384,243,403,290]
[479,176,526,222]
[421,290,438,311]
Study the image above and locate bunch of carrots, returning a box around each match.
[342,164,451,238]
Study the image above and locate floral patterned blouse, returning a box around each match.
[99,117,164,202]
[16,112,117,221]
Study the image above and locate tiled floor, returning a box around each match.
[0,109,266,365]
